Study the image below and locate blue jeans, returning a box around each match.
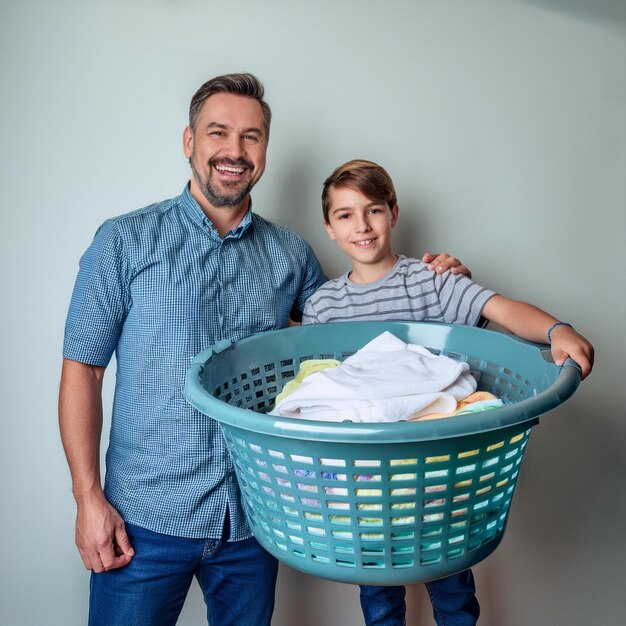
[89,522,278,626]
[360,569,480,626]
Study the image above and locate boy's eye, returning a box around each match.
[337,213,350,220]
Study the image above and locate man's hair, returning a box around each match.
[322,159,398,223]
[189,73,272,140]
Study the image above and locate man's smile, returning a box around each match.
[214,163,247,175]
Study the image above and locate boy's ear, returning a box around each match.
[323,220,336,240]
[390,204,399,228]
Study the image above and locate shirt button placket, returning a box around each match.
[216,240,225,336]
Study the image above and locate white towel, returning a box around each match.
[270,331,476,422]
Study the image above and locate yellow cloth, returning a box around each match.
[274,359,341,405]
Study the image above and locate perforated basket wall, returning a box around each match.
[185,321,580,585]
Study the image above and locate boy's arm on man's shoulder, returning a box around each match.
[422,252,471,277]
[481,295,594,379]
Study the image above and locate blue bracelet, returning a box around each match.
[547,321,573,342]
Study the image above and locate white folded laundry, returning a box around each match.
[270,331,477,422]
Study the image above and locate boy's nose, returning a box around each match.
[355,216,372,232]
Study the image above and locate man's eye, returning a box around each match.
[243,135,259,142]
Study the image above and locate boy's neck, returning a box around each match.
[349,254,399,285]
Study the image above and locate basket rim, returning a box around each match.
[184,321,581,444]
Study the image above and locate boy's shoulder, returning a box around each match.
[395,256,430,273]
[310,272,350,298]
[311,256,433,296]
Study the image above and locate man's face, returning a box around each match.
[184,93,267,209]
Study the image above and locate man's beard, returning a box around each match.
[191,157,256,208]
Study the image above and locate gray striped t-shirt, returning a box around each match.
[301,255,495,326]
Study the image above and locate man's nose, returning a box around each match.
[224,135,245,159]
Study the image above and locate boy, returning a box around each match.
[301,159,594,626]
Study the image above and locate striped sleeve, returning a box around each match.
[435,271,495,326]
[301,297,320,325]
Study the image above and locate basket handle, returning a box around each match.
[185,339,233,416]
[540,349,583,378]
[191,339,232,364]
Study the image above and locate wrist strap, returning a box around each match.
[548,321,573,342]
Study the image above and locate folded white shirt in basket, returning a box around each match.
[270,331,477,422]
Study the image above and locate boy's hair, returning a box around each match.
[321,159,397,223]
[189,73,272,140]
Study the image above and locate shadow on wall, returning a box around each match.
[274,567,363,626]
[269,154,325,244]
[390,190,431,260]
[514,392,626,555]
[269,153,356,279]
[518,0,626,30]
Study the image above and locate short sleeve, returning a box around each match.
[63,220,131,366]
[436,272,495,327]
[301,298,320,325]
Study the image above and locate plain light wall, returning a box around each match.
[1,1,624,625]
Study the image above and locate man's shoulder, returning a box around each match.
[250,213,312,248]
[104,196,180,230]
[91,196,184,250]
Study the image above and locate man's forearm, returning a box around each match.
[58,358,107,501]
[59,359,135,571]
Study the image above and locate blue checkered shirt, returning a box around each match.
[63,184,326,539]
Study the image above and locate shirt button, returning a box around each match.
[228,473,235,483]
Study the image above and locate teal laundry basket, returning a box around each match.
[184,321,581,586]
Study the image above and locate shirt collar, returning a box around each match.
[180,183,253,239]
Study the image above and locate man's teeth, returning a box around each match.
[215,164,245,174]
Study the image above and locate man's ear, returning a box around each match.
[390,203,399,228]
[182,126,194,159]
[323,220,336,240]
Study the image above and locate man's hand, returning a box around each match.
[75,490,135,573]
[422,252,471,278]
[59,359,134,572]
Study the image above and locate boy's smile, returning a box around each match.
[324,185,399,283]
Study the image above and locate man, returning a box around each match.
[59,73,469,626]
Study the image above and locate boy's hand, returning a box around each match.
[550,324,595,380]
[422,252,471,278]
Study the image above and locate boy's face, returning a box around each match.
[324,185,399,272]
